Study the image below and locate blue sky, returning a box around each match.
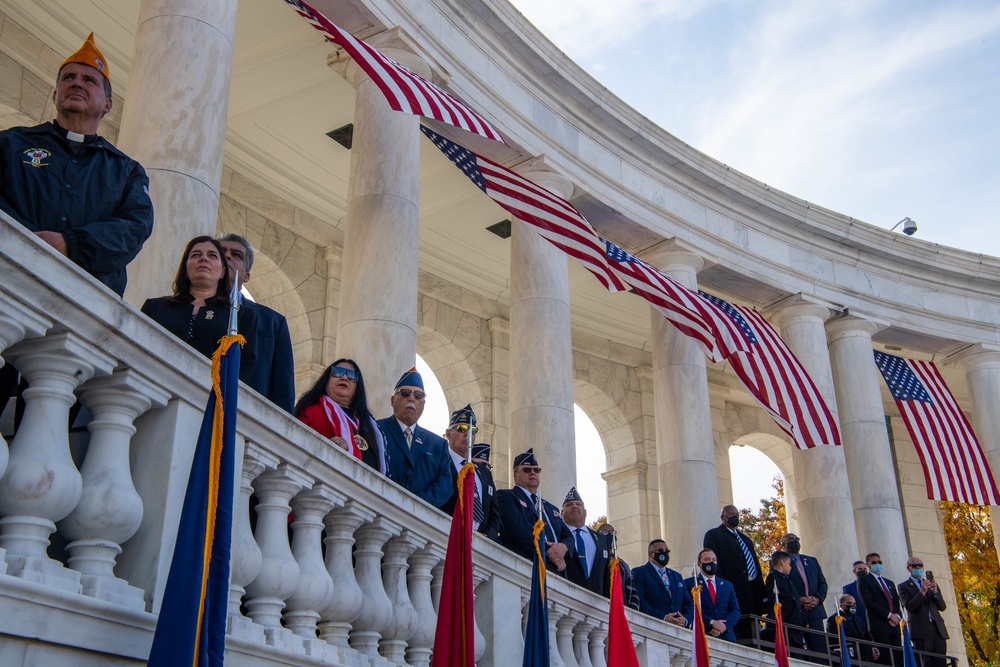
[508,0,1000,256]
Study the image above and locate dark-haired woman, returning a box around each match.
[141,235,257,381]
[295,359,387,474]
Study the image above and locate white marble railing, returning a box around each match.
[0,216,784,667]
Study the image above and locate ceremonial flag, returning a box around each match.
[773,597,790,667]
[606,558,640,667]
[700,294,841,449]
[283,0,504,143]
[690,579,711,667]
[834,613,853,667]
[522,520,549,667]
[148,333,244,666]
[421,125,627,294]
[901,621,920,667]
[431,463,476,667]
[874,351,1000,505]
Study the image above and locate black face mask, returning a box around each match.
[854,569,868,579]
[844,606,857,616]
[726,515,739,528]
[785,539,801,553]
[701,562,718,576]
[654,552,670,566]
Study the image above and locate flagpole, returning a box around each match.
[228,270,240,335]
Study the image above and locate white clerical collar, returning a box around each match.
[66,130,85,142]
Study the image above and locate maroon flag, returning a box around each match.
[431,463,476,667]
[874,351,1000,505]
[606,559,640,667]
[421,126,627,293]
[284,0,504,143]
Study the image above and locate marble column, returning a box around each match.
[952,344,1000,566]
[769,298,860,576]
[827,314,908,580]
[508,166,577,499]
[120,0,239,304]
[646,244,717,563]
[331,40,428,409]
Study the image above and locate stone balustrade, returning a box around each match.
[0,216,783,666]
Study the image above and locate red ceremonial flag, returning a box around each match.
[283,0,504,143]
[874,351,1000,505]
[606,559,640,667]
[431,463,476,667]
[691,581,711,667]
[773,599,791,667]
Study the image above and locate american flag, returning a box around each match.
[700,294,842,449]
[421,126,626,293]
[874,351,1000,505]
[284,0,504,143]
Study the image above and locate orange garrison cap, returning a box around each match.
[60,32,110,80]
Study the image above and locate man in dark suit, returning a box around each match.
[632,539,693,628]
[763,551,806,652]
[496,449,574,572]
[377,368,453,509]
[685,548,741,642]
[220,234,295,412]
[440,406,501,542]
[898,555,948,667]
[857,552,902,664]
[842,560,870,638]
[827,593,879,663]
[562,487,611,597]
[597,523,639,610]
[780,532,829,657]
[704,505,766,641]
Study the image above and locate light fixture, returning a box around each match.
[890,217,917,236]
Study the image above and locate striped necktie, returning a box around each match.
[404,426,413,448]
[472,476,485,527]
[736,533,758,580]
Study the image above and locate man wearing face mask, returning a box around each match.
[842,561,870,637]
[632,539,693,627]
[897,555,948,667]
[779,532,828,658]
[857,552,901,664]
[684,549,741,642]
[703,505,766,641]
[826,594,879,663]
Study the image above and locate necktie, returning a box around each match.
[404,426,412,448]
[794,556,810,595]
[472,476,485,527]
[878,577,895,613]
[736,533,758,581]
[659,567,670,591]
[707,578,717,605]
[575,528,589,577]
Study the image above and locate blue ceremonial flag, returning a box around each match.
[522,520,550,667]
[834,613,853,667]
[148,333,244,666]
[901,621,920,667]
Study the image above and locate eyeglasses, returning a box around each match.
[395,389,426,400]
[330,366,358,383]
[908,562,923,568]
[517,466,542,474]
[651,549,670,555]
[451,424,478,434]
[869,559,883,565]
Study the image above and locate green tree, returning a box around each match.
[940,501,1000,667]
[737,476,788,577]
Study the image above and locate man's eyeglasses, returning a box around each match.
[908,562,923,568]
[869,559,883,565]
[330,366,358,383]
[451,424,478,434]
[395,388,426,400]
[518,466,542,474]
[651,548,670,555]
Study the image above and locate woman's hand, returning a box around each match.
[331,436,350,452]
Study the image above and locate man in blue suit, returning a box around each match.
[377,368,453,509]
[842,560,870,637]
[220,234,295,412]
[632,539,693,628]
[685,548,741,642]
[780,532,829,657]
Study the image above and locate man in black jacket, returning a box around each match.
[780,532,829,657]
[827,594,879,663]
[898,555,948,667]
[763,551,805,653]
[704,505,766,640]
[857,552,902,664]
[562,487,611,596]
[440,406,501,542]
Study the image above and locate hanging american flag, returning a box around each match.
[874,351,1000,505]
[699,294,842,449]
[421,125,626,293]
[283,0,504,143]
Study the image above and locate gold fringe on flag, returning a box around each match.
[532,520,547,601]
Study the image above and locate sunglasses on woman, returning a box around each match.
[330,366,359,383]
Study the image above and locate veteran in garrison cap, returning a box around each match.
[496,448,575,572]
[562,486,613,596]
[440,404,502,542]
[377,368,453,509]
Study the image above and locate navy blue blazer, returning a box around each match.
[684,575,741,642]
[565,526,612,597]
[787,553,828,621]
[632,562,694,625]
[841,581,869,636]
[377,418,453,509]
[243,301,294,413]
[496,487,575,573]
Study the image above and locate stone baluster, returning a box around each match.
[588,624,608,667]
[547,602,568,667]
[350,516,398,656]
[318,501,372,648]
[380,530,424,663]
[0,298,50,459]
[0,333,113,591]
[285,484,342,642]
[556,607,581,667]
[471,565,490,662]
[244,464,309,651]
[669,649,689,667]
[405,544,443,667]
[430,560,446,613]
[59,369,168,608]
[521,591,530,638]
[573,619,596,667]
[228,444,273,642]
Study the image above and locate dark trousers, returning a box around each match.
[913,633,947,667]
[870,626,902,665]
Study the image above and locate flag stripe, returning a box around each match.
[285,0,504,142]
